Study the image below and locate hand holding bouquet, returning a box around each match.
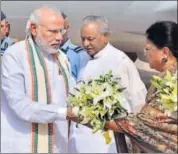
[68,70,128,144]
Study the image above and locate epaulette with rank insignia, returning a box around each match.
[74,46,84,53]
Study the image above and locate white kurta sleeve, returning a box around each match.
[2,51,67,124]
[118,57,147,113]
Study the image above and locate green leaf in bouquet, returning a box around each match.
[80,93,88,103]
[115,101,126,111]
[68,96,81,106]
[170,93,177,104]
[151,79,163,90]
[160,93,176,112]
[171,87,177,102]
[95,104,108,117]
[117,87,126,92]
[152,75,162,83]
[90,119,103,133]
[162,87,171,94]
[101,118,107,130]
[80,106,94,117]
[92,88,101,95]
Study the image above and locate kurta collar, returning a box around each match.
[93,42,110,59]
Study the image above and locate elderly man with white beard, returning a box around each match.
[1,6,77,153]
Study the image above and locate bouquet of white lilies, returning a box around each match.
[68,70,127,144]
[151,70,177,117]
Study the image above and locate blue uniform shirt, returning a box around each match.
[1,36,16,56]
[60,39,82,80]
[78,49,90,70]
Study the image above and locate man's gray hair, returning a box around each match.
[83,15,111,35]
[25,5,62,36]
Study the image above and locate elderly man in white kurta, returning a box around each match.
[1,7,76,153]
[69,15,147,153]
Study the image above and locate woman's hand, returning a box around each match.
[105,120,124,133]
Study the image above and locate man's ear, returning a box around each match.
[30,23,38,37]
[102,33,109,44]
[66,25,70,33]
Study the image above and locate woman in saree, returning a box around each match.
[107,21,178,153]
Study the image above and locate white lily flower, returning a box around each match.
[93,91,111,105]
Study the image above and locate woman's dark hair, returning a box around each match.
[146,21,178,59]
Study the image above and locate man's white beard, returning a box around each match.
[35,33,60,54]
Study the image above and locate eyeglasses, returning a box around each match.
[39,25,67,36]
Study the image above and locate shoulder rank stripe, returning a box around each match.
[74,46,83,53]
